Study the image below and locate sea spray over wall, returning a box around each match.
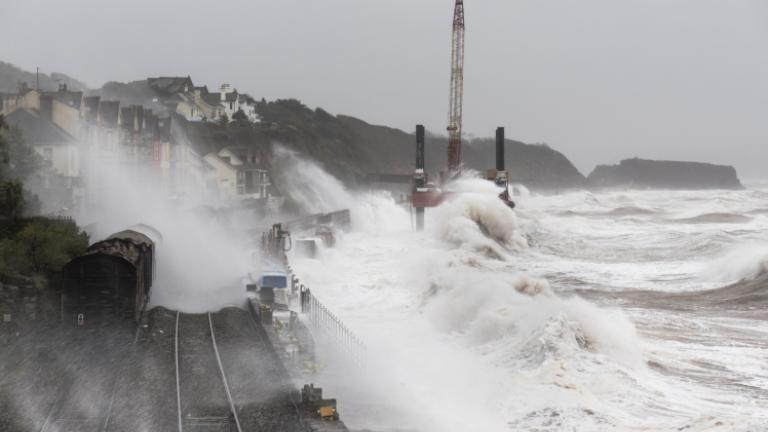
[434,178,528,252]
[291,172,647,431]
[271,145,353,215]
[271,144,409,232]
[75,142,251,312]
[422,182,643,368]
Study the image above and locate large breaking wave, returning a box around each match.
[285,162,768,431]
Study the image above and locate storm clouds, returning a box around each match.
[1,0,766,177]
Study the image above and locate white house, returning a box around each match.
[215,84,260,123]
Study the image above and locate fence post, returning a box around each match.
[292,278,367,368]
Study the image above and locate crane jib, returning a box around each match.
[447,0,465,175]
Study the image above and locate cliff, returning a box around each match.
[588,158,743,190]
[183,99,588,190]
[336,114,587,189]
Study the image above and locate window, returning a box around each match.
[43,148,53,167]
[260,275,287,288]
[245,171,256,193]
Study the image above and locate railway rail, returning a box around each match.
[175,312,243,432]
[3,306,331,431]
[210,309,308,432]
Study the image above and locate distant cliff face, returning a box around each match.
[177,107,587,191]
[338,115,587,189]
[588,158,743,190]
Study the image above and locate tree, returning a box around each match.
[232,109,248,122]
[0,117,25,235]
[0,112,87,277]
[0,125,41,180]
[0,114,8,164]
[0,180,25,233]
[0,218,88,274]
[0,117,40,180]
[217,113,229,126]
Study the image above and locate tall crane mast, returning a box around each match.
[410,1,514,231]
[447,0,465,175]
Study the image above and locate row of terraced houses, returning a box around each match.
[0,77,274,214]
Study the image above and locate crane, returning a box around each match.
[412,0,494,230]
[447,0,465,175]
[409,1,514,230]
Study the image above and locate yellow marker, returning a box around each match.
[318,406,336,419]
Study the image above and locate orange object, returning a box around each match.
[318,406,336,419]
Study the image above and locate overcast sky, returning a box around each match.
[1,0,767,178]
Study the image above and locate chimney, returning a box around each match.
[39,95,53,121]
[220,84,232,101]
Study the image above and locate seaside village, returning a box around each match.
[0,77,278,216]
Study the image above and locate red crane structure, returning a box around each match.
[410,0,467,230]
[446,0,466,175]
[411,0,515,231]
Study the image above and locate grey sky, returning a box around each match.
[1,0,767,178]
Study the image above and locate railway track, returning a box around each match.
[175,312,243,432]
[38,327,133,432]
[38,374,120,432]
[3,308,310,432]
[210,309,308,432]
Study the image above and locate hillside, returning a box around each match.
[173,99,588,189]
[337,115,586,188]
[82,74,590,189]
[0,62,588,189]
[588,158,743,190]
[256,104,587,189]
[0,61,86,93]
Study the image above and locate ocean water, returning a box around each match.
[289,177,768,432]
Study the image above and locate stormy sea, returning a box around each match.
[287,168,768,431]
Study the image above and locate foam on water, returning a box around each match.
[289,170,768,431]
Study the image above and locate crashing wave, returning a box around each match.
[433,179,529,255]
[420,177,644,371]
[689,270,768,308]
[420,265,644,384]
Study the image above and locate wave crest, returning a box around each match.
[674,212,752,224]
[421,266,643,371]
[434,180,529,254]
